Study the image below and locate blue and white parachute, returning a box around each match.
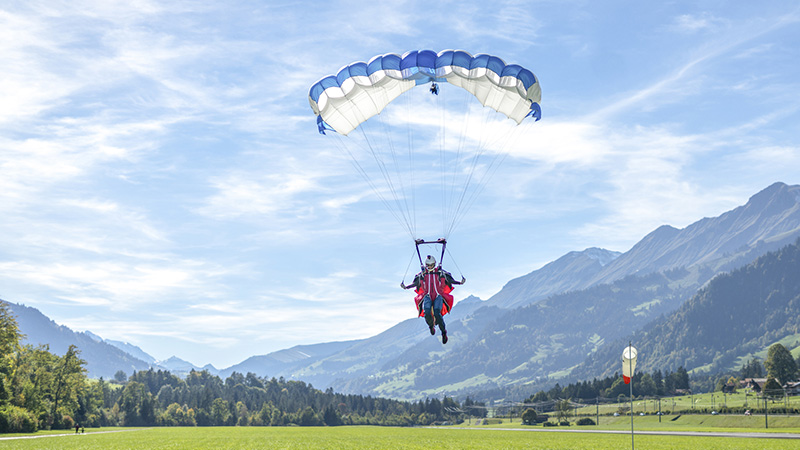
[309,50,541,135]
[308,50,541,241]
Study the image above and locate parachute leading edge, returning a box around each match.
[309,49,542,135]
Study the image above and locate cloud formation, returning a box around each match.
[0,1,798,368]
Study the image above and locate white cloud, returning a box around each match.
[672,13,725,34]
[0,258,227,309]
[198,167,323,220]
[1,1,799,369]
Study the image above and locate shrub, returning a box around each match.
[577,417,596,426]
[559,420,570,426]
[0,406,38,433]
[61,415,75,430]
[542,421,557,427]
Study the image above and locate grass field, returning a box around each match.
[2,426,800,450]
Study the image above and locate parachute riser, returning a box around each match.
[415,238,447,271]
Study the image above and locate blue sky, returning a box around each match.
[1,1,799,369]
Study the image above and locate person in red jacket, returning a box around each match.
[401,255,465,344]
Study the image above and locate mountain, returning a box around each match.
[315,182,800,399]
[586,182,800,286]
[157,356,219,377]
[2,301,221,379]
[7,182,800,401]
[341,266,701,399]
[481,182,800,314]
[573,237,800,380]
[485,247,621,309]
[105,339,157,365]
[3,301,153,378]
[219,340,366,381]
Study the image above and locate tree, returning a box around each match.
[672,367,690,390]
[235,401,248,426]
[555,399,571,422]
[764,377,783,400]
[209,398,231,426]
[740,358,764,378]
[0,301,23,407]
[796,355,800,378]
[652,370,665,396]
[663,370,675,394]
[114,370,128,383]
[322,405,342,426]
[50,345,86,427]
[605,377,629,398]
[0,302,22,364]
[764,344,798,384]
[120,381,155,426]
[298,406,321,426]
[521,408,538,425]
[637,373,657,397]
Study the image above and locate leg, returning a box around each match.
[433,295,446,333]
[422,295,435,334]
[433,295,448,344]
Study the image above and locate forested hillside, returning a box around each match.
[343,267,700,398]
[574,238,800,379]
[6,302,152,378]
[327,183,800,399]
[0,301,482,432]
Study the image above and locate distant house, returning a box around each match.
[721,383,736,394]
[784,381,800,396]
[740,378,766,393]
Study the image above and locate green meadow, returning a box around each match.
[2,426,799,450]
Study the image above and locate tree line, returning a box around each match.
[524,367,691,406]
[522,343,800,409]
[1,300,485,432]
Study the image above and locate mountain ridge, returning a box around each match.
[484,247,621,309]
[322,182,800,399]
[571,237,800,381]
[6,182,800,401]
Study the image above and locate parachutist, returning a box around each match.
[430,82,439,95]
[401,255,464,345]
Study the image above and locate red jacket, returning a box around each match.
[411,268,454,317]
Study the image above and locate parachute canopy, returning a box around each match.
[309,49,541,136]
[308,50,541,241]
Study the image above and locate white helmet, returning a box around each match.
[424,255,437,271]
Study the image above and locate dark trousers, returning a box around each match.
[422,294,446,333]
